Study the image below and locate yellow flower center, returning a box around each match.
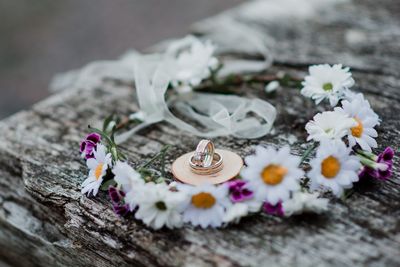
[191,192,216,209]
[321,156,341,179]
[351,117,363,138]
[95,163,104,180]
[261,164,288,185]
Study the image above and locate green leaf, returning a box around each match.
[117,150,127,160]
[102,114,115,132]
[341,188,355,201]
[300,142,318,164]
[155,177,165,184]
[110,146,119,162]
[100,179,117,191]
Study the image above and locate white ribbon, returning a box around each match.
[171,93,276,138]
[115,56,276,144]
[49,26,277,142]
[192,16,274,76]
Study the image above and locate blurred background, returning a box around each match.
[0,0,244,119]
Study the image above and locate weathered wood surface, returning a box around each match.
[0,0,399,266]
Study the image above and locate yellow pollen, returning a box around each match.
[191,192,216,209]
[94,163,104,180]
[261,164,288,185]
[321,156,340,179]
[351,117,363,138]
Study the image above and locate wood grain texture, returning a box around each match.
[0,0,399,266]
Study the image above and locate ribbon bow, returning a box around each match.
[115,56,276,144]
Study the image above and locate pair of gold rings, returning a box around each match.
[189,140,223,175]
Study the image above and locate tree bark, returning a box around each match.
[1,0,399,266]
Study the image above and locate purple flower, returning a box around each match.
[359,166,392,181]
[263,202,284,217]
[113,204,131,217]
[378,147,394,162]
[108,186,132,217]
[80,133,101,159]
[359,147,394,181]
[227,180,254,203]
[108,186,125,204]
[359,167,375,180]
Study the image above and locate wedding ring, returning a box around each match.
[192,140,215,168]
[189,140,224,175]
[172,149,243,185]
[190,152,223,172]
[190,163,224,175]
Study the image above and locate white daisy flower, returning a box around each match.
[282,191,329,217]
[112,161,144,192]
[180,183,230,228]
[112,161,144,210]
[335,93,380,152]
[241,145,304,205]
[165,35,219,92]
[343,89,358,100]
[134,183,186,229]
[305,110,357,142]
[308,140,361,197]
[301,64,354,106]
[81,144,112,196]
[223,203,249,224]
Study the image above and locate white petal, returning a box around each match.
[86,158,98,169]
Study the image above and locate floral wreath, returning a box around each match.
[79,37,394,229]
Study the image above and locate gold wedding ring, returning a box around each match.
[192,139,215,168]
[189,140,223,175]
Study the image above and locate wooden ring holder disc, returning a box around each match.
[171,149,243,185]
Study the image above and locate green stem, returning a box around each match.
[355,150,377,161]
[209,64,224,86]
[88,126,115,147]
[110,146,118,162]
[161,149,167,177]
[194,72,302,94]
[300,142,318,164]
[356,153,378,168]
[341,188,355,201]
[139,145,171,170]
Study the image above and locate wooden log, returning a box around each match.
[0,0,399,266]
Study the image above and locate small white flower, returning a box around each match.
[134,183,186,229]
[308,140,361,197]
[335,93,380,152]
[112,161,144,210]
[165,35,219,91]
[305,110,357,142]
[81,144,112,196]
[241,145,304,205]
[112,161,143,192]
[242,197,262,213]
[282,191,329,217]
[301,64,354,106]
[223,203,249,224]
[265,81,280,93]
[180,183,230,228]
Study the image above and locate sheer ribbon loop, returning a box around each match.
[115,57,276,144]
